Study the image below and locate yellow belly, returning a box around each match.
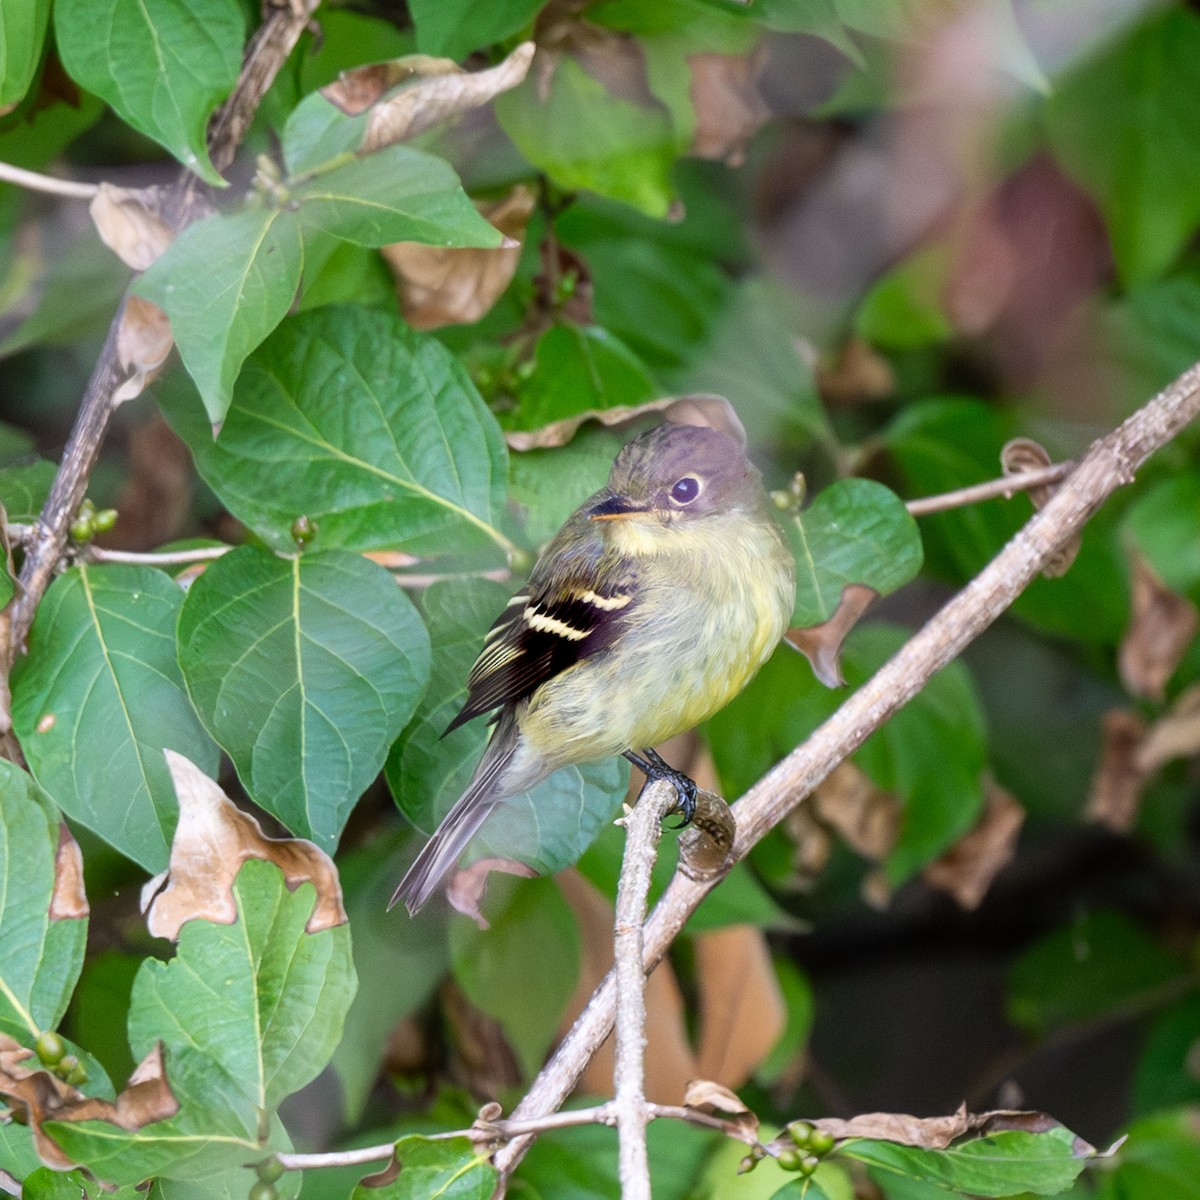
[518,512,793,767]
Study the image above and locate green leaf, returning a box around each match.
[842,1125,1092,1197]
[496,57,677,218]
[23,1167,146,1199]
[177,546,430,850]
[1044,7,1200,283]
[856,245,953,350]
[1133,995,1200,1116]
[1098,1110,1200,1200]
[388,578,627,878]
[0,460,56,521]
[280,91,368,178]
[158,305,512,558]
[0,559,10,610]
[134,207,305,425]
[787,478,923,628]
[506,323,659,432]
[1007,909,1187,1036]
[0,0,50,115]
[291,146,505,249]
[409,0,544,60]
[1124,473,1200,603]
[450,876,580,1078]
[0,760,86,1042]
[351,1135,496,1200]
[49,859,353,1188]
[53,0,245,186]
[11,564,219,873]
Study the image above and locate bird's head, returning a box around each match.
[587,422,764,537]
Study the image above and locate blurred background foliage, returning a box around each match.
[2,0,1200,1197]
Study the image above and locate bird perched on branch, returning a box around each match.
[391,403,795,915]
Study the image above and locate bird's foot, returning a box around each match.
[623,748,697,828]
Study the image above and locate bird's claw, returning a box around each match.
[624,749,698,829]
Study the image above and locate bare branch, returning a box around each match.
[613,779,677,1200]
[905,461,1074,516]
[493,360,1200,1176]
[0,161,100,199]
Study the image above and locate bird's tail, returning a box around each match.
[389,721,518,915]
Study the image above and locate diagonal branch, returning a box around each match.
[493,360,1200,1178]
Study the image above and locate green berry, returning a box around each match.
[93,508,118,533]
[777,1148,806,1172]
[35,1031,66,1066]
[66,1061,88,1086]
[248,1181,277,1200]
[256,1158,285,1184]
[799,1155,820,1177]
[787,1120,814,1148]
[808,1129,835,1156]
[70,518,93,544]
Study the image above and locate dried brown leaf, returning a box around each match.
[694,925,784,1091]
[1138,684,1200,771]
[1086,709,1150,833]
[682,1077,752,1114]
[767,1105,1080,1154]
[922,782,1024,908]
[1002,437,1077,575]
[504,392,743,452]
[384,186,534,330]
[321,42,535,152]
[113,295,174,405]
[678,788,736,881]
[89,183,174,271]
[688,50,770,167]
[142,750,346,940]
[810,761,899,861]
[1119,550,1199,701]
[445,857,537,929]
[786,584,879,688]
[50,824,88,920]
[0,1036,178,1170]
[817,336,895,409]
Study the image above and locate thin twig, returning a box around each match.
[613,778,676,1200]
[905,462,1074,516]
[87,544,232,566]
[0,160,100,200]
[493,361,1200,1178]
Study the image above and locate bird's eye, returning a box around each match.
[670,476,701,504]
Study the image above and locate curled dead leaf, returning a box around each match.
[1086,709,1150,834]
[817,336,896,409]
[785,584,879,688]
[1002,437,1077,575]
[446,857,537,930]
[662,394,747,447]
[142,751,346,940]
[50,824,88,920]
[688,49,771,167]
[678,788,736,881]
[322,43,535,152]
[113,295,174,406]
[384,186,534,330]
[922,782,1024,908]
[0,1036,178,1170]
[88,183,174,272]
[1119,549,1199,701]
[682,1077,752,1114]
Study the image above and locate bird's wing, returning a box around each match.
[445,545,636,734]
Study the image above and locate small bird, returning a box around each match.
[390,411,795,915]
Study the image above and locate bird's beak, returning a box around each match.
[589,494,650,522]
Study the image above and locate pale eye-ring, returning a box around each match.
[670,476,701,504]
